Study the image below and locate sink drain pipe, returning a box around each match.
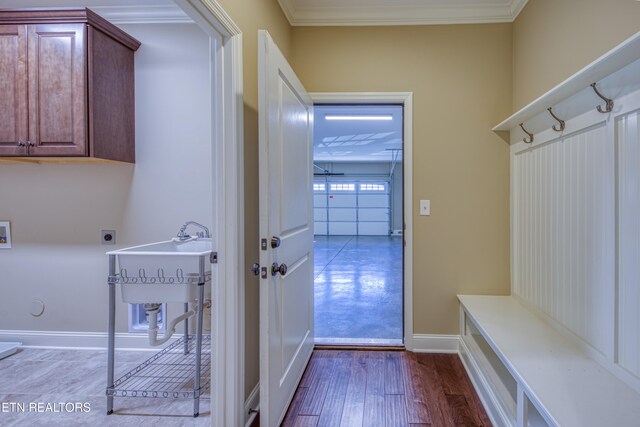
[144,303,195,346]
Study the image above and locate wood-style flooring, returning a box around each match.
[281,350,491,427]
[0,347,210,426]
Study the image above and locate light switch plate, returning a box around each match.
[420,200,430,216]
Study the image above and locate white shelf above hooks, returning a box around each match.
[494,31,640,141]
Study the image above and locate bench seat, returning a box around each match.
[458,295,640,427]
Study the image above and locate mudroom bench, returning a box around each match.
[457,295,640,427]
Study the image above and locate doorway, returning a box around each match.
[312,104,405,345]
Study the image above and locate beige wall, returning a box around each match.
[216,0,292,401]
[217,0,292,108]
[513,0,640,110]
[292,24,513,336]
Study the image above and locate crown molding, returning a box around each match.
[0,1,190,24]
[277,0,297,26]
[90,5,192,24]
[510,0,528,20]
[278,0,529,26]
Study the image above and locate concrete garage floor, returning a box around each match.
[314,235,403,344]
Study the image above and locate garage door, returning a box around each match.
[314,180,390,236]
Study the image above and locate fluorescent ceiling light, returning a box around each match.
[325,114,393,121]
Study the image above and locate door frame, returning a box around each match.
[310,92,414,351]
[173,2,245,427]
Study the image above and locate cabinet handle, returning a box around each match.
[16,141,25,147]
[26,141,34,147]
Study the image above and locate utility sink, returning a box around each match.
[107,239,212,304]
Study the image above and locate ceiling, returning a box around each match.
[277,0,529,26]
[314,105,403,163]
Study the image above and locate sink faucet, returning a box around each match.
[177,221,211,241]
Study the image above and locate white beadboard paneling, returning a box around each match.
[617,109,640,380]
[512,124,615,357]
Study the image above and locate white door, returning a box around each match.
[258,30,315,427]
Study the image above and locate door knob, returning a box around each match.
[250,263,260,276]
[271,236,281,248]
[271,262,288,276]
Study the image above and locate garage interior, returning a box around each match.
[312,104,404,344]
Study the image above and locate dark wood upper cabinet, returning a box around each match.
[0,9,140,163]
[0,25,28,157]
[28,23,87,157]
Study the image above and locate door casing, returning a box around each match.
[173,2,245,427]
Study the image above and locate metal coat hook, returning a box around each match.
[547,107,565,132]
[590,82,614,113]
[519,123,534,144]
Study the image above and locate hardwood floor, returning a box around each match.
[281,350,491,427]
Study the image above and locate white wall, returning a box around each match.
[0,23,212,337]
[314,161,403,232]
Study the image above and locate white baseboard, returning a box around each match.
[0,329,182,351]
[244,383,260,427]
[411,334,460,353]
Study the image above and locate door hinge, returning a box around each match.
[210,252,218,263]
[251,263,260,276]
[261,267,268,279]
[261,238,268,251]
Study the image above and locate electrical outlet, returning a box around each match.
[101,230,116,245]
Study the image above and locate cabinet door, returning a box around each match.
[27,24,86,156]
[0,25,28,156]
